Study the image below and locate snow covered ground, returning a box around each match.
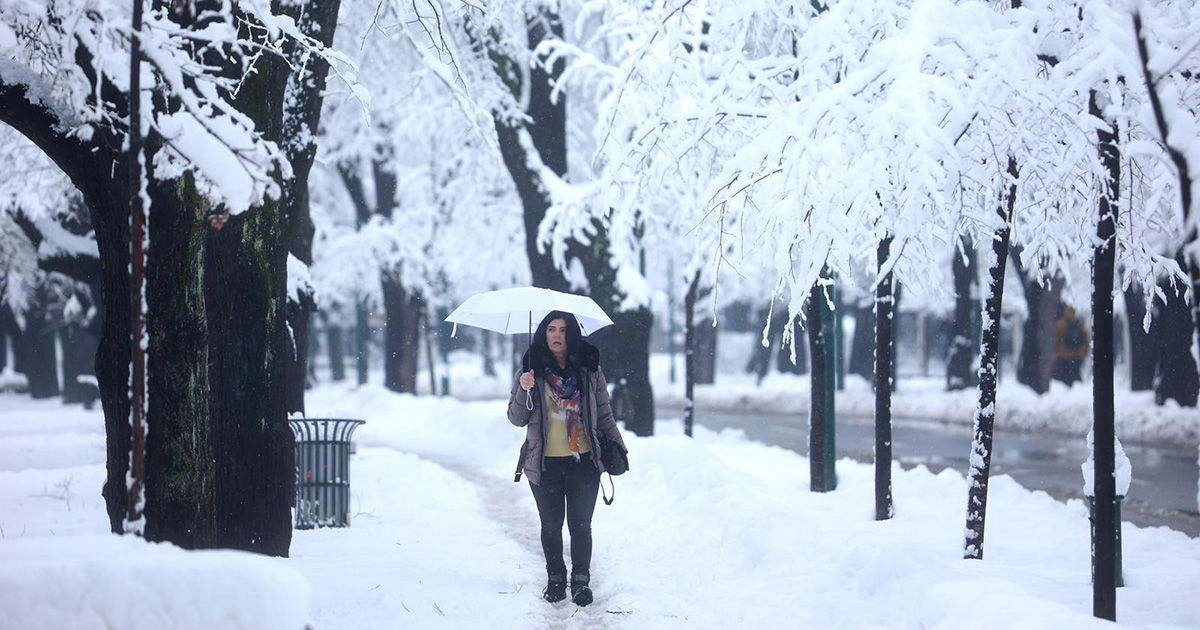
[2,384,1199,629]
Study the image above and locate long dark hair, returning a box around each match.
[527,310,585,375]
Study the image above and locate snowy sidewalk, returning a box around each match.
[304,385,1200,629]
[2,388,1199,628]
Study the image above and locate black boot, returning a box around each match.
[570,574,593,607]
[543,575,567,603]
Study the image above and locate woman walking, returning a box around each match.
[508,310,628,606]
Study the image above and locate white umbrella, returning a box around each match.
[445,287,614,410]
[444,287,614,337]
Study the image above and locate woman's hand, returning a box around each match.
[519,370,535,391]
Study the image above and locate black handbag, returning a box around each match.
[599,434,628,505]
[600,434,628,476]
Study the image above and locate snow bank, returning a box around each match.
[0,535,311,630]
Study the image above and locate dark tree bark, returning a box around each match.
[963,157,1016,560]
[946,237,977,390]
[807,279,836,493]
[1089,89,1119,622]
[327,322,346,382]
[481,8,655,432]
[1123,286,1155,391]
[584,239,655,436]
[875,237,895,521]
[1011,251,1061,395]
[382,272,422,394]
[200,6,324,554]
[143,170,215,549]
[0,72,137,533]
[1133,12,1200,385]
[684,271,701,437]
[849,302,874,381]
[694,314,718,384]
[483,9,570,292]
[338,162,423,394]
[278,0,341,416]
[20,296,59,399]
[1152,271,1199,407]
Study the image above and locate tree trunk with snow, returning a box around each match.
[1089,89,1120,621]
[278,0,342,416]
[684,271,700,438]
[946,237,977,391]
[486,8,571,293]
[875,237,894,521]
[201,16,316,554]
[143,170,216,548]
[963,158,1016,560]
[583,231,655,436]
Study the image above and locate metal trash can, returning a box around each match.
[289,418,365,529]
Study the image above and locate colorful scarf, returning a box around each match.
[544,371,584,453]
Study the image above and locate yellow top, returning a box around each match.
[543,388,590,456]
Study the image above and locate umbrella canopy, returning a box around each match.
[445,287,614,336]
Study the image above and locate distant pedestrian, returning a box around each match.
[1052,306,1089,385]
[508,310,628,607]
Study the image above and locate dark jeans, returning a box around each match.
[529,455,600,581]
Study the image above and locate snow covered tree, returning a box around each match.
[0,0,347,555]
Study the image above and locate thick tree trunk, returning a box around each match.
[205,204,292,556]
[487,9,571,292]
[328,323,346,382]
[279,0,341,416]
[1089,90,1119,622]
[1123,286,1155,391]
[382,272,422,394]
[946,238,977,390]
[807,280,836,493]
[1,38,221,545]
[963,158,1016,560]
[875,237,895,521]
[143,171,216,548]
[684,271,700,437]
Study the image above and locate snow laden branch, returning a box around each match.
[0,0,357,216]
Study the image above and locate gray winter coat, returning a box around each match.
[507,366,627,486]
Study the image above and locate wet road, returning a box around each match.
[662,407,1200,537]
